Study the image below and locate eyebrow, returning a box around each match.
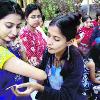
[5,22,22,25]
[17,23,22,26]
[31,14,41,16]
[48,32,61,37]
[5,22,14,24]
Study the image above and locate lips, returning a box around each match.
[48,47,53,50]
[8,36,16,40]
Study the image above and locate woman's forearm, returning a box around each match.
[92,79,100,84]
[4,57,47,81]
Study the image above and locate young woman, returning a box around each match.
[80,43,100,99]
[92,9,100,27]
[12,13,88,100]
[81,57,100,93]
[0,1,47,99]
[89,43,100,71]
[76,15,94,56]
[19,3,47,67]
[18,3,47,99]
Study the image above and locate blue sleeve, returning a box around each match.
[90,26,99,44]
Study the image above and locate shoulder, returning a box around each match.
[0,46,15,69]
[19,26,29,36]
[0,46,14,56]
[85,59,95,69]
[92,20,98,27]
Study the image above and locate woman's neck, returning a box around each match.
[27,24,35,32]
[54,55,65,68]
[0,39,7,48]
[55,49,66,60]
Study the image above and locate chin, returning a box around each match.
[4,39,11,42]
[48,50,55,54]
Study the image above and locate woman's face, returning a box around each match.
[98,16,100,24]
[84,18,93,28]
[47,25,67,55]
[26,9,42,28]
[0,14,22,42]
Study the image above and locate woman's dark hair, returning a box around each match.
[82,15,92,23]
[96,9,100,21]
[0,1,24,19]
[49,13,81,41]
[68,12,82,26]
[42,15,45,23]
[25,3,42,18]
[89,43,100,68]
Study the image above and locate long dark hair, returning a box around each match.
[49,13,80,41]
[82,15,92,23]
[0,1,24,19]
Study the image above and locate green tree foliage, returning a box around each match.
[41,0,76,20]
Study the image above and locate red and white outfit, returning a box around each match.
[92,20,98,27]
[19,26,47,66]
[76,26,94,54]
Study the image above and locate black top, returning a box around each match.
[36,46,87,100]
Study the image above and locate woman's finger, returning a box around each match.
[16,83,31,88]
[15,87,34,96]
[11,86,19,96]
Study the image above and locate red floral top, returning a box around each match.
[19,26,47,66]
[92,20,98,27]
[76,26,94,54]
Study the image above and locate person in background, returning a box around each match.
[81,52,100,93]
[19,3,47,67]
[89,43,100,71]
[12,13,88,100]
[88,43,100,100]
[92,9,100,27]
[90,18,100,46]
[18,3,47,100]
[0,1,47,99]
[76,15,94,56]
[81,43,100,99]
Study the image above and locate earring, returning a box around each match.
[67,45,70,60]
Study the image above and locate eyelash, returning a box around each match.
[30,15,42,19]
[47,35,60,41]
[6,25,13,28]
[54,37,60,41]
[6,25,21,29]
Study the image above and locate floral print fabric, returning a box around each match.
[19,26,47,66]
[76,26,94,54]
